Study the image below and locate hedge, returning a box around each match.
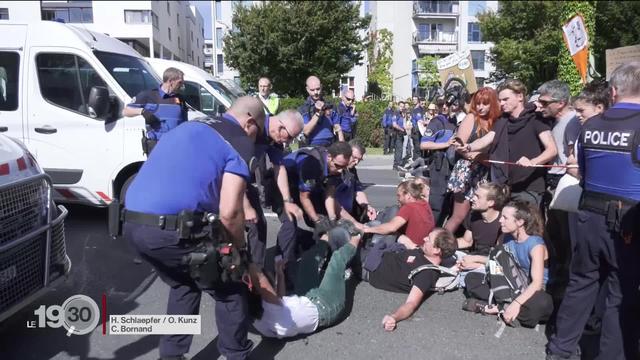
[278,97,388,148]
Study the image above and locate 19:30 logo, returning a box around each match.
[28,295,100,336]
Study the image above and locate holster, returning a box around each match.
[141,135,158,156]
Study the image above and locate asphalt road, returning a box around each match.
[0,155,551,360]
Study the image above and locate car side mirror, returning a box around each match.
[88,86,110,119]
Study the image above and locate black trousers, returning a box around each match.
[124,222,252,359]
[383,128,395,154]
[245,184,267,269]
[393,132,405,167]
[465,272,554,328]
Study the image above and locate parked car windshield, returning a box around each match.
[94,51,160,98]
[206,80,237,103]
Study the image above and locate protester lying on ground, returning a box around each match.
[445,87,501,234]
[247,226,362,339]
[358,179,434,249]
[358,228,457,332]
[463,200,553,328]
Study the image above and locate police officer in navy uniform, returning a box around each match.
[123,98,266,360]
[420,99,457,225]
[244,109,304,269]
[123,67,189,154]
[299,76,338,147]
[273,141,352,287]
[546,62,640,360]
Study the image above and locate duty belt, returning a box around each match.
[123,209,206,232]
[580,191,637,215]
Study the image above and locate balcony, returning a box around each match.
[413,30,457,44]
[413,31,458,55]
[413,1,459,17]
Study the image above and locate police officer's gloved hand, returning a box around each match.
[141,108,161,128]
[313,215,336,241]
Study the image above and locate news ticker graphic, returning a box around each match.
[27,294,201,336]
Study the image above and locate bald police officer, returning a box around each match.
[123,100,265,359]
[546,62,640,360]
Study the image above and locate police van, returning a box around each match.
[145,57,236,116]
[0,134,70,322]
[0,21,207,208]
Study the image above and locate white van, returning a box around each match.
[0,21,206,207]
[146,57,236,116]
[0,134,70,322]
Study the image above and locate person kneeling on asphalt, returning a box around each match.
[359,228,457,332]
[247,224,362,338]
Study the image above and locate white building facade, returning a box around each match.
[368,0,498,100]
[0,1,205,68]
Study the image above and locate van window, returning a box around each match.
[0,52,19,111]
[94,51,160,98]
[36,53,111,118]
[183,81,225,116]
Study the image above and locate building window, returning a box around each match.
[124,10,151,24]
[178,37,181,51]
[42,6,93,23]
[216,28,223,49]
[202,27,204,37]
[468,1,486,17]
[168,27,172,40]
[177,14,180,26]
[468,22,482,42]
[191,31,194,41]
[217,54,224,74]
[471,50,485,70]
[339,76,355,94]
[0,8,8,20]
[152,12,159,28]
[215,1,222,19]
[166,2,170,15]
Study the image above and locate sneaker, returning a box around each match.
[461,298,488,313]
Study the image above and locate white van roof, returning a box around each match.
[145,57,217,82]
[1,21,142,59]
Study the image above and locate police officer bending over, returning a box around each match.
[123,67,188,155]
[546,62,640,360]
[123,102,264,359]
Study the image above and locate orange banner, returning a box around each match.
[562,14,589,84]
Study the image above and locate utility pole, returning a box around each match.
[210,0,217,76]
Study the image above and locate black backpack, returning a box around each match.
[486,244,529,305]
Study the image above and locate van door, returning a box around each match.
[0,24,27,141]
[26,50,123,204]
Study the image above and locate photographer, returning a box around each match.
[299,76,338,147]
[123,98,266,360]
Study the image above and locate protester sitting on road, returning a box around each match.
[358,228,457,332]
[445,87,501,235]
[457,182,509,269]
[463,200,553,328]
[248,227,362,339]
[359,179,434,249]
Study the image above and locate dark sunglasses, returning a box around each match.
[345,97,354,101]
[538,99,559,107]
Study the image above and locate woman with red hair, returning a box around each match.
[445,87,502,234]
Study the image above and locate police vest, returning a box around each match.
[581,110,640,203]
[138,89,187,140]
[291,146,329,189]
[194,117,257,172]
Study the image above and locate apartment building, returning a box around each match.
[0,1,205,68]
[368,0,499,100]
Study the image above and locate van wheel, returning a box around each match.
[119,174,136,205]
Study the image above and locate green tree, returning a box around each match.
[416,55,440,89]
[367,29,393,98]
[480,1,640,92]
[223,1,370,97]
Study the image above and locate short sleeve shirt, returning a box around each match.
[396,200,435,246]
[462,212,502,255]
[369,249,439,294]
[125,121,249,215]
